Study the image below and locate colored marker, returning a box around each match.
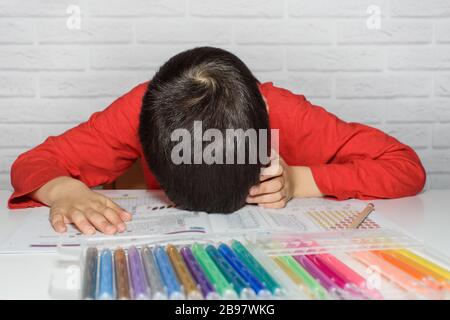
[305,254,366,299]
[373,250,442,290]
[127,246,150,300]
[294,254,351,300]
[317,253,383,300]
[218,243,270,298]
[230,240,282,296]
[206,244,256,299]
[274,255,328,300]
[82,247,98,300]
[273,257,307,295]
[244,241,309,299]
[306,254,367,299]
[180,246,220,300]
[191,243,238,299]
[114,248,131,300]
[167,244,203,300]
[141,246,168,300]
[97,249,114,300]
[260,241,329,300]
[394,249,450,287]
[351,251,439,299]
[285,238,382,299]
[154,245,185,300]
[397,249,450,281]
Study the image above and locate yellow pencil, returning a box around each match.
[273,257,303,286]
[167,244,203,300]
[396,249,450,283]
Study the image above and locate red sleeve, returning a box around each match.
[8,82,148,209]
[264,83,426,200]
[305,103,426,200]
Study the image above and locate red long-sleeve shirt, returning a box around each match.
[8,82,426,209]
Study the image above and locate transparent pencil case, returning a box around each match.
[49,228,450,300]
[252,228,450,300]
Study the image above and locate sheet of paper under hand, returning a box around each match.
[0,190,392,254]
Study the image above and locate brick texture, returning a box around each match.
[0,0,449,189]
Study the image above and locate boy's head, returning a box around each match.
[139,47,269,213]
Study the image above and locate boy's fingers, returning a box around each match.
[101,207,126,233]
[260,164,283,181]
[85,209,117,235]
[49,210,67,233]
[247,191,285,204]
[118,210,132,222]
[69,210,96,235]
[260,152,282,178]
[249,176,284,196]
[91,199,127,225]
[258,198,288,209]
[105,198,132,222]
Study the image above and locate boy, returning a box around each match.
[8,47,426,235]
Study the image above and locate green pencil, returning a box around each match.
[191,243,238,299]
[278,255,329,300]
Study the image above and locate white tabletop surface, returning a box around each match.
[0,189,449,299]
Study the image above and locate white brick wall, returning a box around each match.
[0,0,449,190]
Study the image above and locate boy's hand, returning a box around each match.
[31,177,132,235]
[246,154,294,209]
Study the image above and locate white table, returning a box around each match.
[0,189,449,299]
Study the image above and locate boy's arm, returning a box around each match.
[249,83,426,205]
[9,82,148,209]
[297,100,427,200]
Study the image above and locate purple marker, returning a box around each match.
[180,246,220,300]
[294,255,351,300]
[127,246,150,300]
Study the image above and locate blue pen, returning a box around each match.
[206,245,256,299]
[154,246,185,300]
[218,243,271,298]
[97,249,114,300]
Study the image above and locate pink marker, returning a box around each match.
[286,239,382,299]
[316,253,383,300]
[294,254,351,300]
[306,254,368,299]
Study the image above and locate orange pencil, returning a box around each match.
[351,251,440,299]
[114,248,131,300]
[373,250,443,291]
[167,244,202,300]
[394,250,450,289]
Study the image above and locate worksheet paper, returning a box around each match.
[0,190,384,254]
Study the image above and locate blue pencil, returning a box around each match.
[206,244,256,299]
[218,243,270,298]
[97,249,114,300]
[154,246,185,300]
